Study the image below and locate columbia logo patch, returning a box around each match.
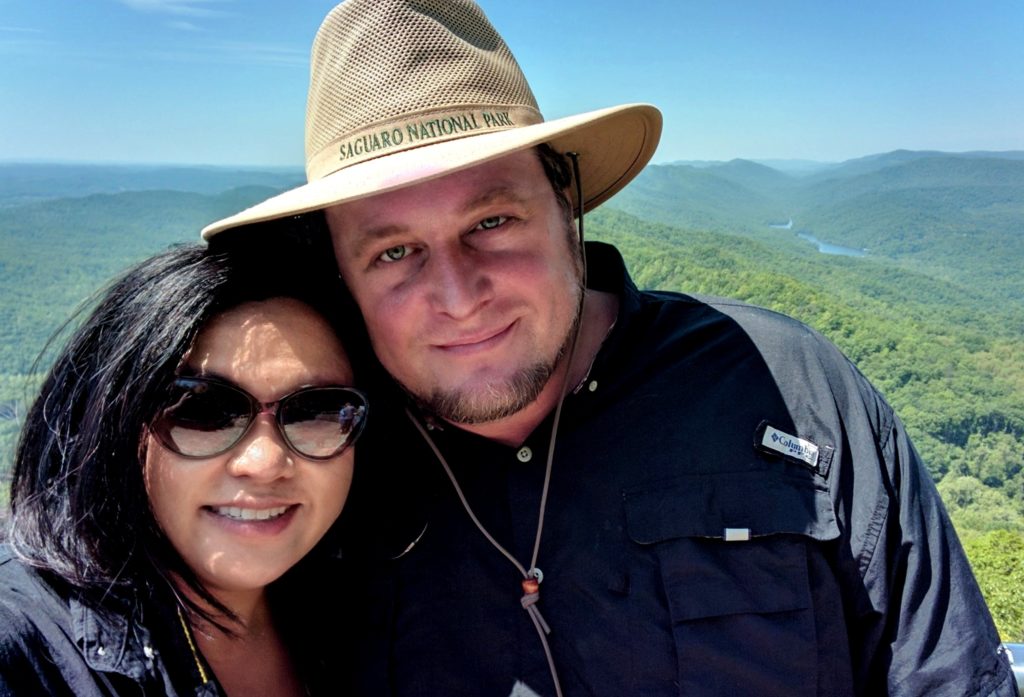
[755,421,822,471]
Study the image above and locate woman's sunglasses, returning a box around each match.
[152,376,368,460]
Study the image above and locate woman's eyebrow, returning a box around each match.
[175,368,229,382]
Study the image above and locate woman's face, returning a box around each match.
[144,297,355,599]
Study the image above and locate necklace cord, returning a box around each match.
[401,151,586,697]
[405,410,562,696]
[530,150,586,575]
[405,412,529,578]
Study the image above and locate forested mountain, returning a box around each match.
[610,162,789,233]
[1,153,1022,636]
[0,186,283,370]
[615,151,1024,314]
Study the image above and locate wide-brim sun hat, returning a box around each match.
[201,0,662,241]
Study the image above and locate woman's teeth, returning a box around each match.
[213,506,289,521]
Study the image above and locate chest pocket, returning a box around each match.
[624,471,839,697]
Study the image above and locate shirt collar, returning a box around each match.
[71,590,154,681]
[580,241,644,381]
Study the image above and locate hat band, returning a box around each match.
[307,104,543,181]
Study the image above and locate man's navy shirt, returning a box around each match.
[343,242,1015,697]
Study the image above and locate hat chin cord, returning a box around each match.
[403,152,586,697]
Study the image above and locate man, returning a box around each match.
[202,1,1016,696]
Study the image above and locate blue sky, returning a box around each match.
[2,0,1022,166]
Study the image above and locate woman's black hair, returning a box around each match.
[7,218,349,624]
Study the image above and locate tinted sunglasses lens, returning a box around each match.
[158,380,252,457]
[279,388,367,459]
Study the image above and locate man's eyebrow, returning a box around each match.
[347,223,409,260]
[461,185,527,213]
[345,185,528,259]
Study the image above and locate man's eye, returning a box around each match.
[378,245,410,263]
[475,216,507,231]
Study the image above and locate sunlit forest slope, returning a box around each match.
[1,153,1022,637]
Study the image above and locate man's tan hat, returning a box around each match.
[201,0,661,240]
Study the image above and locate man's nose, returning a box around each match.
[426,245,493,319]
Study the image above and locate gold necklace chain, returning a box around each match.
[176,605,211,685]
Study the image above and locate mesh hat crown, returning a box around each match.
[306,0,541,179]
[202,0,661,240]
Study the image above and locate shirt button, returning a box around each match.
[588,380,598,392]
[516,447,533,463]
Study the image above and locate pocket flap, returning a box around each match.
[623,471,838,544]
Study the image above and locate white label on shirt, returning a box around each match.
[509,681,543,697]
[724,527,751,542]
[761,426,819,470]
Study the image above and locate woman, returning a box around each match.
[0,235,366,696]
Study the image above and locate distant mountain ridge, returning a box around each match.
[0,163,304,208]
[666,150,1024,177]
[818,149,1024,179]
[611,150,1024,310]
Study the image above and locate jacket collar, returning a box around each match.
[71,590,155,681]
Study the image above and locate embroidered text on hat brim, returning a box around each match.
[200,0,661,240]
[202,104,660,239]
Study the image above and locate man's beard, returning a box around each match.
[415,285,583,426]
[424,360,557,425]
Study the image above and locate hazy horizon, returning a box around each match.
[5,148,1024,172]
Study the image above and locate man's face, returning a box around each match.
[328,149,582,425]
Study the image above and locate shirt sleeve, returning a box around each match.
[856,407,1017,696]
[0,602,59,697]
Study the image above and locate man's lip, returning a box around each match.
[435,321,515,351]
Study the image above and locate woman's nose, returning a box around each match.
[224,416,295,481]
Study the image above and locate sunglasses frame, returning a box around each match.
[152,375,368,461]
